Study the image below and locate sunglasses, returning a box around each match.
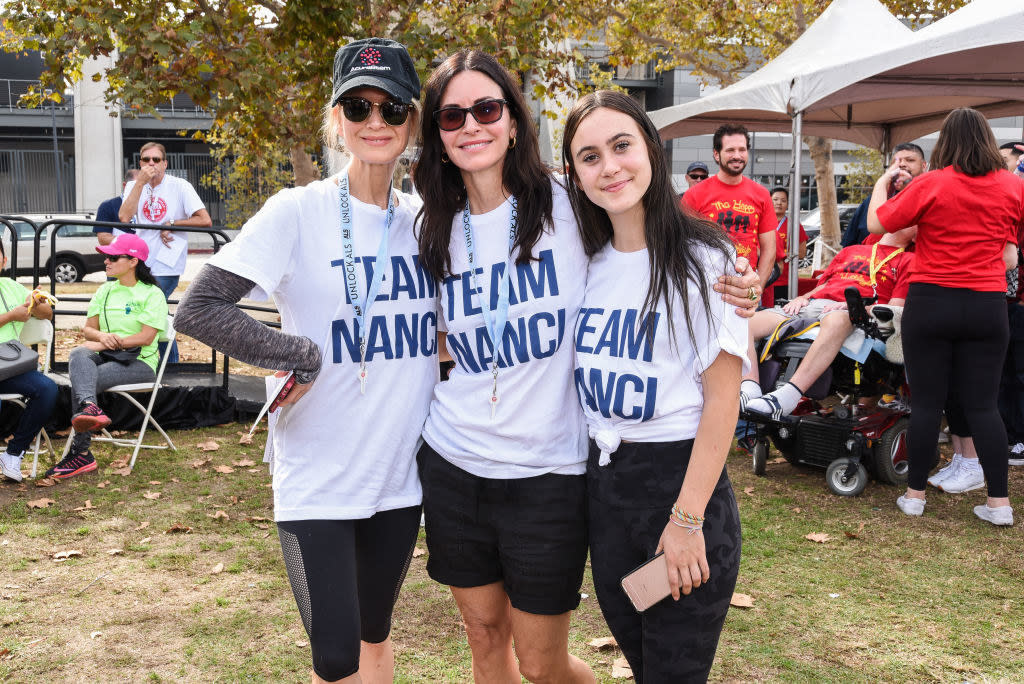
[337,97,411,127]
[688,173,708,180]
[433,99,507,132]
[140,156,164,163]
[104,254,134,262]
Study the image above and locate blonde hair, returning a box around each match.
[320,98,420,174]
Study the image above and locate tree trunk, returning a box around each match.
[290,144,319,187]
[805,136,840,269]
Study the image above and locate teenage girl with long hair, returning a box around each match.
[564,90,746,682]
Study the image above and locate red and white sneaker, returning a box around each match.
[71,403,111,433]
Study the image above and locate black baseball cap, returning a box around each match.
[331,38,420,106]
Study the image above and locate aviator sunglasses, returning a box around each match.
[337,97,411,127]
[433,98,507,132]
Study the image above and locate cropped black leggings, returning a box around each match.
[276,506,421,681]
[902,284,1009,496]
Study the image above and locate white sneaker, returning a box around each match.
[0,452,23,483]
[1009,443,1024,467]
[939,459,985,493]
[974,504,1014,526]
[897,494,926,516]
[927,453,962,488]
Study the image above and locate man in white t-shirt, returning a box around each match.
[119,141,211,362]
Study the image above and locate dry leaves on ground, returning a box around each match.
[213,465,235,474]
[73,500,95,511]
[207,510,229,521]
[52,550,82,561]
[197,440,220,452]
[90,631,102,639]
[142,491,162,500]
[769,456,787,464]
[588,636,618,649]
[191,458,211,469]
[730,592,755,608]
[26,498,54,509]
[210,563,224,575]
[233,459,256,467]
[844,522,867,539]
[134,521,150,531]
[107,549,123,556]
[238,432,253,445]
[165,524,192,534]
[412,547,426,558]
[611,657,633,679]
[34,477,57,488]
[805,532,831,543]
[743,486,756,495]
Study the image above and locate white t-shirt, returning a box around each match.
[123,174,206,276]
[209,177,439,521]
[574,242,750,446]
[422,179,589,478]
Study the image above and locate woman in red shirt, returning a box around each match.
[868,107,1024,526]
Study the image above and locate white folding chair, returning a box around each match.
[61,315,178,470]
[0,317,57,478]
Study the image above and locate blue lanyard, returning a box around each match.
[339,173,394,394]
[462,196,518,417]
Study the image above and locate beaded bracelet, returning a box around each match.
[670,504,705,526]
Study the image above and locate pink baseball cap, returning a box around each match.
[96,233,149,262]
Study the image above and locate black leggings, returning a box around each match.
[587,439,741,683]
[276,506,421,681]
[902,284,1009,496]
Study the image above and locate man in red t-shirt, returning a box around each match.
[682,124,776,287]
[763,186,808,305]
[741,225,917,419]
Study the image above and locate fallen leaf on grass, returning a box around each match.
[73,500,95,511]
[52,550,83,561]
[238,433,253,445]
[588,636,618,649]
[210,563,224,575]
[134,521,150,531]
[27,498,54,509]
[844,522,867,539]
[212,465,235,474]
[111,467,132,477]
[742,486,755,496]
[412,547,426,558]
[148,480,161,485]
[110,458,129,469]
[15,483,26,492]
[207,510,229,521]
[34,477,57,488]
[139,536,152,544]
[96,480,112,489]
[107,549,123,556]
[246,516,270,523]
[769,457,787,464]
[730,592,755,608]
[791,507,802,513]
[191,458,211,469]
[197,440,220,452]
[295,640,308,648]
[233,459,256,467]
[165,524,192,534]
[143,491,161,500]
[90,631,102,639]
[611,657,633,679]
[805,532,831,543]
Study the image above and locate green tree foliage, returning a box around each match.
[841,146,886,204]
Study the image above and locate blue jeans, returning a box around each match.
[0,370,58,455]
[154,275,179,364]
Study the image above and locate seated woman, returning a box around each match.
[742,225,916,420]
[0,243,58,483]
[46,234,167,479]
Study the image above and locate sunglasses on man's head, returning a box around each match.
[337,97,411,127]
[141,156,164,163]
[433,99,507,132]
[688,173,708,180]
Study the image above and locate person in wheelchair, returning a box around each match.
[741,225,917,419]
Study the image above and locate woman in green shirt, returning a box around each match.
[0,242,58,483]
[46,234,167,479]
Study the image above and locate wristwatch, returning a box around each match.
[167,219,175,226]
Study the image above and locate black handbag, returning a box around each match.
[0,288,39,381]
[98,289,142,365]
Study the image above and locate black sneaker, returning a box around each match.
[45,451,97,479]
[71,403,111,433]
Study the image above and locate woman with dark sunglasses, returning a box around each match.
[176,39,436,683]
[412,50,759,683]
[52,233,167,479]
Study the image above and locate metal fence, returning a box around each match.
[0,149,76,214]
[0,78,74,111]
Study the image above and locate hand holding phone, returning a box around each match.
[269,373,297,412]
[621,553,672,612]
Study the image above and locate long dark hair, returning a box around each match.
[562,90,731,347]
[930,107,1005,177]
[413,50,553,281]
[133,259,159,287]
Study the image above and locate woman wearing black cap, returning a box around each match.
[176,38,435,683]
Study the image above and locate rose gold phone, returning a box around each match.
[620,553,672,612]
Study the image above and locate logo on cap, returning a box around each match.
[359,47,382,66]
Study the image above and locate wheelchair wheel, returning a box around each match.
[872,418,909,485]
[826,458,868,496]
[752,441,768,476]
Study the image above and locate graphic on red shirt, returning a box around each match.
[682,177,774,262]
[142,195,168,223]
[775,218,808,282]
[813,244,912,304]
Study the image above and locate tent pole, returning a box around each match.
[788,111,803,296]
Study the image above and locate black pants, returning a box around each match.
[999,301,1024,444]
[276,506,421,681]
[902,284,1009,496]
[587,439,741,683]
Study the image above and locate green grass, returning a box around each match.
[0,424,1022,681]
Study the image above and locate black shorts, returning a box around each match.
[417,443,588,616]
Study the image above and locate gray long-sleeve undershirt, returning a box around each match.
[175,264,321,384]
